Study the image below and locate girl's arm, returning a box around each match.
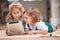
[6,30,14,36]
[18,31,25,35]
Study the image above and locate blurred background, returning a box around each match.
[0,0,60,30]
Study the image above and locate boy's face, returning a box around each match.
[12,8,22,20]
[23,13,32,24]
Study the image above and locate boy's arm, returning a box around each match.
[25,29,48,35]
[25,29,34,35]
[30,30,48,35]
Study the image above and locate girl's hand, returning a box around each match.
[18,31,24,35]
[7,30,14,36]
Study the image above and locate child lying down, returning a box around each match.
[23,7,57,35]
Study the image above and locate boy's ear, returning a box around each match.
[32,19,36,23]
[32,16,37,23]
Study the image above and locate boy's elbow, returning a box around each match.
[43,31,48,35]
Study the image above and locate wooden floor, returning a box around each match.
[0,24,7,30]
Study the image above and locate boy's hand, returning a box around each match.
[7,30,14,36]
[27,31,34,35]
[27,30,37,35]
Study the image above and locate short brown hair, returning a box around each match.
[23,7,42,23]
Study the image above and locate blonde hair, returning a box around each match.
[5,2,24,22]
[23,7,42,23]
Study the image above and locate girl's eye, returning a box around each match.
[17,12,19,14]
[13,12,19,14]
[24,17,28,19]
[13,12,16,14]
[26,17,28,19]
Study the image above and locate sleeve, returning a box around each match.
[36,21,48,30]
[7,19,14,23]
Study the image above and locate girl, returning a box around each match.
[23,7,56,35]
[6,2,25,36]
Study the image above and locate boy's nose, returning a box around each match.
[24,19,26,22]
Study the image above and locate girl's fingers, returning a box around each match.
[7,31,14,36]
[18,31,24,35]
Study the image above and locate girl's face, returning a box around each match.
[11,8,22,20]
[23,13,32,24]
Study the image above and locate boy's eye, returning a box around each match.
[24,17,28,19]
[26,17,28,19]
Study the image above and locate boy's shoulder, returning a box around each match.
[35,21,45,25]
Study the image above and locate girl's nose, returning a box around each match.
[15,13,18,15]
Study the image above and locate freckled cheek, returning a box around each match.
[12,14,17,17]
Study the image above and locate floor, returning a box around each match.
[0,24,7,30]
[0,24,60,36]
[0,24,60,40]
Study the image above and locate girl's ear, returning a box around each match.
[20,14,22,18]
[10,13,13,18]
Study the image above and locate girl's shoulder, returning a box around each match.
[7,19,14,23]
[7,17,23,23]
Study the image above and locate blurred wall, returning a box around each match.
[50,0,60,26]
[19,0,47,21]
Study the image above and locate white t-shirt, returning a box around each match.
[25,21,48,31]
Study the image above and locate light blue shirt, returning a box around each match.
[25,21,48,31]
[25,24,37,30]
